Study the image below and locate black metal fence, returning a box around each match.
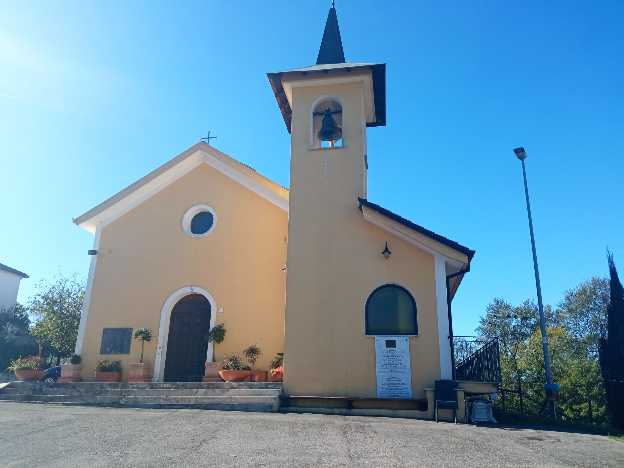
[452,336,501,383]
[497,386,605,425]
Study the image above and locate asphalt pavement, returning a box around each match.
[1,402,623,467]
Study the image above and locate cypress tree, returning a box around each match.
[599,251,624,428]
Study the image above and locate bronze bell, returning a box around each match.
[318,109,342,143]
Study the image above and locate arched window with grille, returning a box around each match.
[365,284,418,336]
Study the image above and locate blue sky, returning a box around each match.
[1,1,623,335]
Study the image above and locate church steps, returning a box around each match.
[4,382,281,391]
[119,395,279,406]
[0,382,283,391]
[1,393,278,405]
[0,398,277,412]
[0,382,282,412]
[123,389,281,397]
[0,387,280,397]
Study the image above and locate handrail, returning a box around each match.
[453,336,501,383]
[456,337,498,367]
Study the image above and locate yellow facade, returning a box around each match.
[281,72,467,398]
[74,8,473,397]
[78,160,288,381]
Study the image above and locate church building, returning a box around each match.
[73,5,476,404]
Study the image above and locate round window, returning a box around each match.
[182,205,216,238]
[190,211,213,235]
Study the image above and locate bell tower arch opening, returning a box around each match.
[312,97,343,149]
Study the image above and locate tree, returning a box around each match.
[133,328,152,363]
[600,252,624,429]
[29,275,85,364]
[518,327,606,422]
[558,277,609,357]
[0,304,38,372]
[205,324,226,363]
[478,298,557,398]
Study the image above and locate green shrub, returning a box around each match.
[7,355,42,372]
[221,354,250,371]
[133,328,152,363]
[96,360,121,372]
[243,344,261,369]
[206,324,226,344]
[69,354,82,365]
[271,352,284,369]
[133,328,152,342]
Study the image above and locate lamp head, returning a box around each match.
[513,147,527,161]
[382,241,392,259]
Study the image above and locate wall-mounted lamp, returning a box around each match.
[88,250,98,256]
[382,242,392,259]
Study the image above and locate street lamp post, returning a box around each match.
[513,147,558,418]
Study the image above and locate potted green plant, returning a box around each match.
[270,352,284,382]
[59,354,82,383]
[243,344,266,382]
[203,324,226,382]
[218,354,251,382]
[95,360,122,382]
[129,328,152,382]
[8,356,43,381]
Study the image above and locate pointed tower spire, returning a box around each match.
[316,2,345,65]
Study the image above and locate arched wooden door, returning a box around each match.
[163,294,211,382]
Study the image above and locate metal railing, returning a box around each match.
[452,336,501,383]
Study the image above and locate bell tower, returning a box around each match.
[268,4,386,395]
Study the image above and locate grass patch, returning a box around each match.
[494,411,618,436]
[608,433,624,442]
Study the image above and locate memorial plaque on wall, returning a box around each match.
[100,328,133,354]
[375,336,412,399]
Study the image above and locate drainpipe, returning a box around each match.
[446,266,471,381]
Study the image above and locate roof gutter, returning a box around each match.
[446,265,471,380]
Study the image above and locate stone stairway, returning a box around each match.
[0,381,282,412]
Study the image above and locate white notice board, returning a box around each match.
[375,336,412,399]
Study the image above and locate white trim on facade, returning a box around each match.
[75,147,288,234]
[81,155,204,234]
[181,204,217,238]
[153,286,217,382]
[74,225,102,356]
[434,255,453,380]
[203,151,289,212]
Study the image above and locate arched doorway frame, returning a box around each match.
[153,286,217,382]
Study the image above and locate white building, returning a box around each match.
[0,262,28,310]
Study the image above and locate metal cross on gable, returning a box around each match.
[200,130,217,144]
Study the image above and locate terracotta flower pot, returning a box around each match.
[203,361,221,382]
[218,370,251,382]
[250,370,267,382]
[14,369,44,381]
[128,362,152,383]
[59,364,81,383]
[269,366,283,382]
[95,371,121,382]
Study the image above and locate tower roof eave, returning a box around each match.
[267,62,386,133]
